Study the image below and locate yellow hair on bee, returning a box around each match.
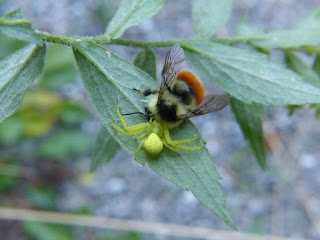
[146,91,189,129]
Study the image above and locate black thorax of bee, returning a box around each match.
[168,81,194,105]
[143,81,194,122]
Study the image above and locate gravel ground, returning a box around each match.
[1,0,320,239]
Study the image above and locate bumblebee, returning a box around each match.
[141,44,229,128]
[112,44,229,157]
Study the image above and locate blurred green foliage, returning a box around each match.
[0,37,92,240]
[26,184,58,210]
[39,45,76,90]
[102,231,143,240]
[37,129,91,162]
[0,90,90,143]
[248,218,267,234]
[229,146,258,192]
[23,222,73,240]
[0,157,18,194]
[93,0,118,30]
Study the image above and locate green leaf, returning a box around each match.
[251,9,320,49]
[0,9,41,44]
[236,15,263,37]
[91,126,121,171]
[0,44,46,123]
[313,54,320,76]
[192,0,233,38]
[105,0,165,39]
[133,48,157,80]
[285,52,320,88]
[0,34,27,60]
[297,8,320,29]
[183,40,320,105]
[230,98,266,169]
[73,41,236,229]
[23,222,73,240]
[252,28,320,49]
[228,9,320,49]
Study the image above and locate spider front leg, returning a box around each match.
[163,125,205,151]
[112,105,148,136]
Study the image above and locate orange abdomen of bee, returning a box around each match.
[176,71,204,106]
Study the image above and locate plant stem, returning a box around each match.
[109,38,180,48]
[37,30,79,45]
[40,30,319,54]
[38,30,181,48]
[36,29,276,50]
[31,30,320,54]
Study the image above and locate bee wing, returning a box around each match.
[182,94,229,118]
[159,44,185,99]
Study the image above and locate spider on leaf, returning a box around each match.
[112,105,204,157]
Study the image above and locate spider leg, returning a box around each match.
[135,138,146,158]
[173,143,205,151]
[124,123,149,132]
[116,105,147,131]
[112,122,147,136]
[116,105,129,129]
[133,132,148,139]
[162,126,198,145]
[163,126,205,150]
[113,105,148,136]
[162,140,177,152]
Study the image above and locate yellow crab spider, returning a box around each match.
[112,105,205,157]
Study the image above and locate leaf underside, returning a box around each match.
[106,0,165,39]
[91,126,121,171]
[73,41,235,229]
[183,40,320,105]
[192,0,233,38]
[0,9,41,43]
[0,44,46,123]
[230,98,266,169]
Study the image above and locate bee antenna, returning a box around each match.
[122,111,146,116]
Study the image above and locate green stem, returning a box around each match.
[212,35,267,45]
[40,30,319,54]
[38,30,183,48]
[37,30,79,45]
[109,38,180,48]
[32,30,320,54]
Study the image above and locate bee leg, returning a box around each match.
[133,88,143,94]
[134,88,158,97]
